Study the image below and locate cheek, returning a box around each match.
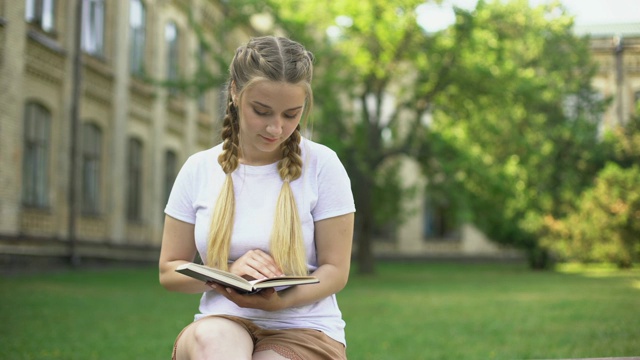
[239,111,261,132]
[283,121,300,138]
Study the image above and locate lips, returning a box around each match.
[260,135,279,143]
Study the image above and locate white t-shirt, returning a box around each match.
[165,137,356,345]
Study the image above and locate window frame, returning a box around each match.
[164,149,177,206]
[22,102,51,209]
[81,0,105,57]
[81,122,102,215]
[126,137,144,222]
[25,0,56,33]
[165,21,180,95]
[129,0,146,76]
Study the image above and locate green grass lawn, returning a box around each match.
[1,262,638,359]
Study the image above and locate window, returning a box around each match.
[165,22,179,95]
[25,0,56,32]
[129,0,146,76]
[164,150,177,205]
[81,123,102,214]
[423,195,457,240]
[81,0,105,56]
[22,102,51,208]
[126,138,143,222]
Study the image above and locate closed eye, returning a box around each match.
[253,107,269,116]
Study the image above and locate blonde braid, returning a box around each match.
[277,126,303,181]
[217,95,240,173]
[206,94,240,270]
[271,127,307,276]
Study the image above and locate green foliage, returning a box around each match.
[423,0,608,268]
[607,109,640,168]
[372,159,420,228]
[539,106,640,268]
[541,163,640,268]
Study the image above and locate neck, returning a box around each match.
[238,148,282,166]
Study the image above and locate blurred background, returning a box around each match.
[1,2,640,358]
[1,0,639,275]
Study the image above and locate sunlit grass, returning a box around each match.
[555,262,636,277]
[0,262,638,359]
[341,262,640,360]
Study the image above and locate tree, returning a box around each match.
[540,105,640,268]
[541,163,640,268]
[419,0,608,268]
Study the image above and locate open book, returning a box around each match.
[176,262,319,294]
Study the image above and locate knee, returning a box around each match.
[188,318,250,354]
[191,320,228,348]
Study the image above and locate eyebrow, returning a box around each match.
[251,101,303,112]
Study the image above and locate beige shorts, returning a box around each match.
[172,315,347,360]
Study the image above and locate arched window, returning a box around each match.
[129,0,146,76]
[127,137,143,221]
[22,102,51,208]
[81,123,102,214]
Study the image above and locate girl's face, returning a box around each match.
[236,81,306,166]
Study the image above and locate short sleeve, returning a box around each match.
[164,155,198,224]
[312,150,356,222]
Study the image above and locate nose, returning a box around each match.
[266,117,283,136]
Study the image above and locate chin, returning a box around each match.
[256,142,281,153]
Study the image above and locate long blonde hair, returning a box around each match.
[206,36,314,276]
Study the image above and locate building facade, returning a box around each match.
[575,23,640,129]
[0,0,247,268]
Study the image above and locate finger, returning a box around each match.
[244,266,271,280]
[207,282,224,295]
[249,250,284,277]
[248,258,281,278]
[230,250,284,279]
[259,288,276,298]
[228,258,267,280]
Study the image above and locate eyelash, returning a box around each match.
[253,108,298,119]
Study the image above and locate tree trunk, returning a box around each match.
[354,168,376,275]
[527,246,551,270]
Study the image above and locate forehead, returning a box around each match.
[243,81,306,108]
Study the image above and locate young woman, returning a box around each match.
[159,36,356,359]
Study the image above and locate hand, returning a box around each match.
[208,283,286,311]
[228,249,284,280]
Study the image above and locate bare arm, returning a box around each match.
[280,212,354,307]
[158,215,211,293]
